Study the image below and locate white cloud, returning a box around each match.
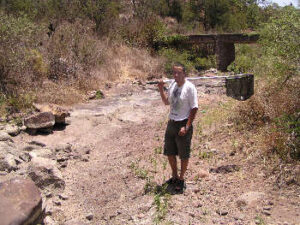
[271,0,298,7]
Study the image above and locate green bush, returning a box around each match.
[0,11,43,94]
[158,48,194,76]
[258,6,300,81]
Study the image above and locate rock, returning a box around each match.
[65,219,88,225]
[216,209,228,216]
[0,178,43,225]
[236,192,265,207]
[58,194,68,200]
[27,157,65,190]
[24,112,55,129]
[86,213,94,220]
[55,143,72,153]
[210,164,240,174]
[44,216,56,225]
[88,90,104,100]
[193,169,209,179]
[0,131,13,142]
[5,124,20,136]
[19,152,31,162]
[29,148,55,159]
[33,103,70,124]
[262,210,271,216]
[28,140,46,147]
[53,200,61,206]
[0,142,19,172]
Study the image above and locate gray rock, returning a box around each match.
[0,131,13,142]
[5,124,20,136]
[58,193,68,200]
[27,157,65,190]
[65,219,88,225]
[24,112,55,129]
[216,209,228,216]
[19,152,31,162]
[236,191,265,207]
[210,164,240,173]
[86,213,94,220]
[29,148,55,159]
[0,178,43,225]
[28,140,46,147]
[0,142,19,171]
[55,143,72,153]
[44,216,56,225]
[33,103,70,124]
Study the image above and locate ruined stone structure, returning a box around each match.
[186,34,259,71]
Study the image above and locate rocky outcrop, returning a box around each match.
[27,157,65,190]
[24,112,55,129]
[0,178,43,225]
[33,103,70,124]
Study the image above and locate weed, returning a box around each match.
[150,157,158,174]
[155,146,163,154]
[95,90,104,99]
[198,151,213,160]
[254,216,266,225]
[130,161,149,180]
[162,160,168,171]
[153,191,170,224]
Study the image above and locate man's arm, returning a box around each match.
[158,81,170,105]
[178,107,198,136]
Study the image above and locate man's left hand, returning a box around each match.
[178,127,187,136]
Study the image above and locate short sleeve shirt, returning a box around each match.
[168,80,198,121]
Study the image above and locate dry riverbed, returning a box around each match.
[1,79,299,225]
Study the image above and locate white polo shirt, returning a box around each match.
[168,80,198,121]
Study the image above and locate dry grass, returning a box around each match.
[93,42,165,83]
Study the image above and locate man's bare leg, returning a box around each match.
[179,159,189,180]
[167,155,178,178]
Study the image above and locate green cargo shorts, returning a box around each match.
[164,119,193,159]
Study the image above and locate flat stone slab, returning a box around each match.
[0,178,43,225]
[24,112,55,129]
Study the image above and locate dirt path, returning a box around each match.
[13,81,300,225]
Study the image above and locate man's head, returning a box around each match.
[172,63,186,86]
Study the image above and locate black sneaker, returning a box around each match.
[174,179,186,194]
[165,177,178,185]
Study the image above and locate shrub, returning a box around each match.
[0,11,43,95]
[158,48,194,76]
[258,6,300,82]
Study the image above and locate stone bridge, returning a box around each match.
[183,33,259,71]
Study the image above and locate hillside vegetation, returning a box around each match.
[0,0,299,163]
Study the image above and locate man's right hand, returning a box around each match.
[158,80,165,90]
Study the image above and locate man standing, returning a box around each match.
[158,63,198,193]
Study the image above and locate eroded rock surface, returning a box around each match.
[0,178,43,225]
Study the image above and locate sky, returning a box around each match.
[270,0,299,7]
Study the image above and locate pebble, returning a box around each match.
[263,206,271,210]
[262,210,271,216]
[53,200,61,206]
[86,213,94,220]
[216,209,228,216]
[59,194,69,200]
[45,191,52,198]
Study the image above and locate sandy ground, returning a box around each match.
[11,80,300,225]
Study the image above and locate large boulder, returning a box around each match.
[24,112,55,129]
[0,178,43,225]
[27,157,65,190]
[33,103,70,124]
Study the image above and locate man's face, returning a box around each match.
[172,66,185,84]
